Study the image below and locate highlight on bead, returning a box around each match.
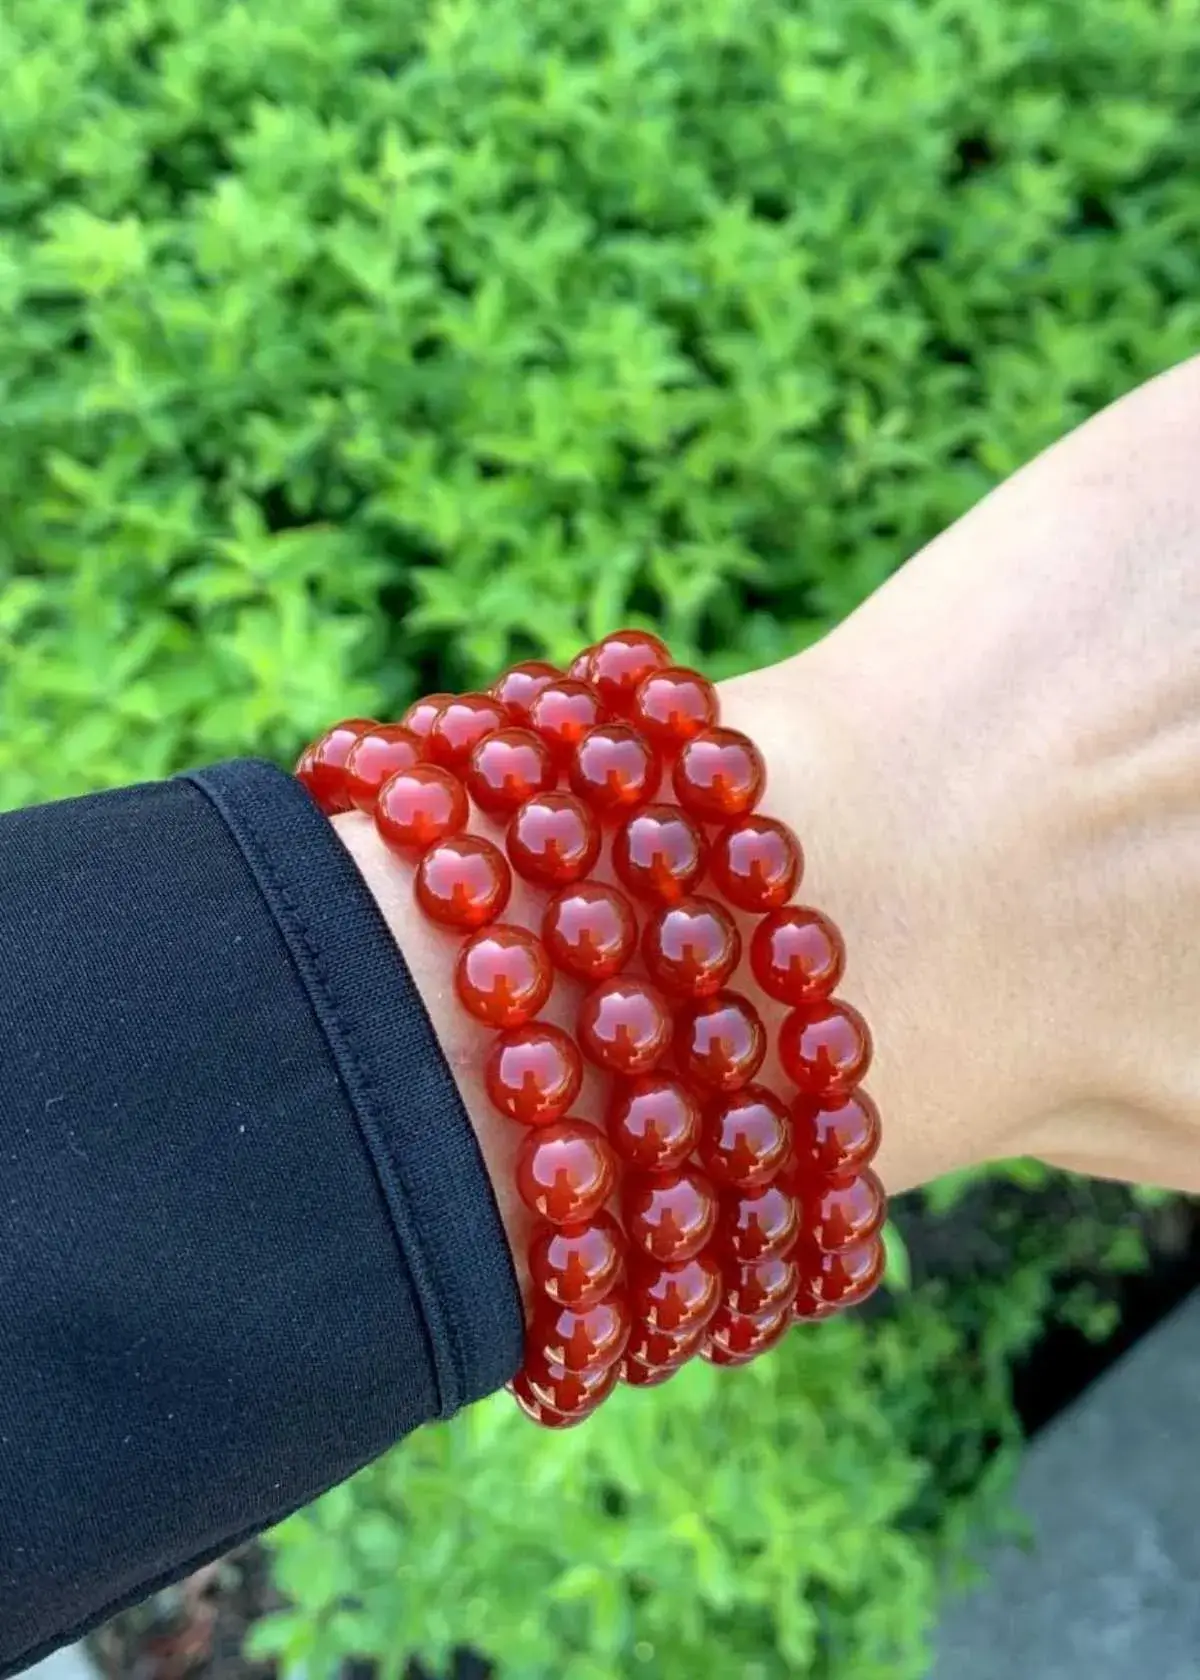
[528,680,604,757]
[491,660,562,724]
[484,1023,583,1126]
[642,896,740,998]
[750,905,845,1005]
[632,666,719,750]
[607,1074,702,1172]
[579,977,673,1076]
[673,727,766,822]
[528,1213,626,1309]
[341,724,424,813]
[466,727,557,817]
[298,717,376,814]
[587,628,669,712]
[623,1165,718,1263]
[515,1120,617,1224]
[455,924,552,1028]
[569,723,660,817]
[676,990,767,1092]
[415,834,512,930]
[699,1084,791,1189]
[542,881,637,982]
[710,815,802,911]
[400,693,455,741]
[375,764,470,852]
[426,692,510,771]
[779,998,873,1094]
[628,1250,722,1334]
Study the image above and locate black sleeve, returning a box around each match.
[0,759,523,1676]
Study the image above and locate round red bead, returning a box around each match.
[625,1320,705,1369]
[528,680,604,757]
[300,718,376,813]
[376,765,470,852]
[518,1347,620,1416]
[507,792,601,886]
[643,897,740,999]
[569,724,659,817]
[702,1303,790,1366]
[673,728,765,822]
[588,629,669,713]
[579,978,673,1076]
[632,666,718,751]
[795,1235,886,1311]
[508,1378,581,1428]
[516,1121,617,1225]
[607,1075,701,1172]
[723,1253,800,1317]
[425,693,508,771]
[530,1294,631,1372]
[620,1357,678,1388]
[401,693,455,741]
[718,1183,800,1263]
[542,883,637,982]
[805,1167,886,1252]
[629,1251,722,1334]
[342,724,423,812]
[415,834,511,929]
[491,661,561,724]
[624,1167,718,1263]
[700,1084,791,1189]
[779,1000,873,1094]
[791,1090,882,1180]
[676,992,766,1092]
[750,907,845,1005]
[710,816,802,912]
[528,1213,625,1309]
[566,647,596,683]
[485,1024,583,1126]
[466,727,556,817]
[455,924,552,1028]
[611,804,707,904]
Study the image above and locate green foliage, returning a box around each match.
[3,0,1193,1672]
[4,0,1200,805]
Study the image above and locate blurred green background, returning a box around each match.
[3,0,1197,1673]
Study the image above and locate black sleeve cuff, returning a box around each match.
[0,759,522,1675]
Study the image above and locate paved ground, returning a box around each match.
[934,1292,1200,1680]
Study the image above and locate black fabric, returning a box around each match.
[0,760,523,1675]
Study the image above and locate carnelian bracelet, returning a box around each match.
[296,632,886,1429]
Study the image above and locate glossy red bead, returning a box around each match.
[620,1356,678,1388]
[528,680,604,757]
[632,666,718,751]
[455,924,552,1028]
[530,1294,631,1372]
[676,992,766,1092]
[401,693,455,741]
[516,1120,617,1225]
[673,728,765,822]
[718,1183,801,1263]
[341,724,423,812]
[700,1084,791,1189]
[588,629,670,712]
[490,660,561,724]
[750,907,845,1005]
[624,1167,718,1263]
[643,897,740,999]
[629,1251,722,1334]
[300,718,376,813]
[611,804,707,904]
[415,834,511,929]
[528,1213,626,1308]
[702,1303,790,1366]
[518,1347,621,1416]
[376,765,469,852]
[542,883,637,982]
[425,692,508,772]
[795,1235,886,1310]
[710,816,802,912]
[805,1167,886,1252]
[484,1024,583,1126]
[508,1378,581,1428]
[569,725,659,817]
[466,727,556,817]
[625,1320,705,1369]
[579,978,673,1076]
[566,647,596,683]
[791,1090,882,1180]
[723,1253,800,1317]
[779,1000,873,1094]
[607,1075,701,1172]
[507,792,601,886]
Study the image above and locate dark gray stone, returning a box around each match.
[934,1293,1200,1680]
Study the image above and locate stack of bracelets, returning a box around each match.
[295,630,886,1429]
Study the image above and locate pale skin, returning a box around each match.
[336,353,1200,1281]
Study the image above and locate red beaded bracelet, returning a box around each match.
[296,632,886,1428]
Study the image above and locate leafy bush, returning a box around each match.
[4,0,1195,1671]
